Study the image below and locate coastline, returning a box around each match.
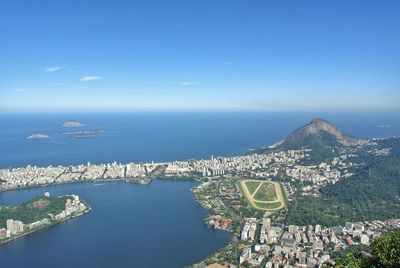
[1,135,399,267]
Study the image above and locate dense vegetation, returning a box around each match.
[287,138,400,226]
[0,196,68,228]
[281,132,341,164]
[325,230,400,268]
[253,131,341,164]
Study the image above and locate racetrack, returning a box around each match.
[239,180,285,211]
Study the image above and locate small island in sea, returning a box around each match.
[377,123,391,128]
[0,192,90,244]
[64,129,105,138]
[62,121,84,128]
[26,134,49,139]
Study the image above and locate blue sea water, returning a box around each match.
[0,112,399,268]
[0,112,399,168]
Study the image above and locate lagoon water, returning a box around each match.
[0,180,230,268]
[0,112,399,267]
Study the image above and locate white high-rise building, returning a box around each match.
[6,219,25,235]
[263,217,271,231]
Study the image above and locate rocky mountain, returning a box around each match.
[251,118,363,163]
[282,118,360,147]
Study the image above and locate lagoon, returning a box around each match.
[0,180,230,268]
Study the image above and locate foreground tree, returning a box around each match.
[324,230,400,268]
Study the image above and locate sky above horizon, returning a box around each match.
[1,0,399,113]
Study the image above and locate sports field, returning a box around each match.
[239,180,285,211]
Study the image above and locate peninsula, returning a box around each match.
[0,193,90,245]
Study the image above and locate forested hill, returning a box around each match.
[0,196,68,228]
[251,118,362,164]
[287,137,400,226]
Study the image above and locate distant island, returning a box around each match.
[377,123,391,128]
[27,122,105,139]
[26,134,49,139]
[64,129,105,138]
[62,121,84,127]
[0,192,90,245]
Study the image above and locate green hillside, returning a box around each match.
[253,131,342,164]
[0,196,68,228]
[287,138,400,226]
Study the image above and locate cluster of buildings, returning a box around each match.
[54,194,88,221]
[0,149,302,193]
[285,155,358,195]
[0,193,89,243]
[241,218,258,241]
[0,162,157,191]
[174,149,357,198]
[0,220,25,239]
[238,217,400,267]
[164,150,307,178]
[0,146,358,197]
[206,215,232,231]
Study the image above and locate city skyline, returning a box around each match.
[1,0,399,113]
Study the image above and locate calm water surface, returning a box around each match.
[0,180,229,268]
[0,112,399,168]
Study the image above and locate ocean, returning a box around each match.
[0,112,399,169]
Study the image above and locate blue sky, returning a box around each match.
[1,0,399,112]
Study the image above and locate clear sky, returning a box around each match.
[1,0,399,112]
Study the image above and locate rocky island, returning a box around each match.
[62,121,84,128]
[26,134,49,139]
[64,129,105,138]
[0,192,90,244]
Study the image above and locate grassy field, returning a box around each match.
[253,182,277,202]
[244,180,261,195]
[253,201,282,210]
[266,183,277,200]
[279,183,289,206]
[253,184,266,200]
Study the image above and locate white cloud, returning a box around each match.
[81,76,102,81]
[45,66,63,73]
[180,81,200,86]
[13,88,25,92]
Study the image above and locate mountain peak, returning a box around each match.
[284,118,358,146]
[251,118,364,162]
[310,117,327,124]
